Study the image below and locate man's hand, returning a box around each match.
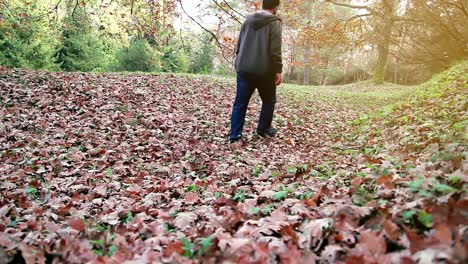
[275,73,282,86]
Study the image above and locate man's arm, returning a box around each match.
[269,20,283,74]
[236,24,245,55]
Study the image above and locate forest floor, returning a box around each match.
[0,63,466,263]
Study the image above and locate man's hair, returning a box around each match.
[262,0,280,9]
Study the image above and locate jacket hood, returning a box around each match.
[246,12,281,30]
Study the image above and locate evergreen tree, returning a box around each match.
[189,33,215,74]
[55,7,112,72]
[0,0,57,69]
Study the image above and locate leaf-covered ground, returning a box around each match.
[0,64,467,263]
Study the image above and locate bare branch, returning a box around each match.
[178,0,233,65]
[439,0,468,17]
[325,0,378,15]
[212,0,242,24]
[71,0,79,19]
[52,0,62,12]
[222,0,246,18]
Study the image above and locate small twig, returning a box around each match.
[222,0,246,18]
[325,0,378,15]
[212,0,242,25]
[179,0,233,65]
[71,0,79,19]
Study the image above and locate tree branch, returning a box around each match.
[440,0,468,17]
[71,0,79,19]
[325,0,378,15]
[222,0,246,18]
[178,0,233,65]
[212,0,242,25]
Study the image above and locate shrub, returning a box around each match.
[159,44,190,73]
[340,64,371,84]
[55,8,115,73]
[189,34,215,74]
[115,38,161,72]
[0,1,57,70]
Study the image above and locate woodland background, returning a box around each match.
[1,1,467,263]
[1,0,466,85]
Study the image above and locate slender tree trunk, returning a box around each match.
[290,65,295,83]
[303,68,310,85]
[303,46,311,85]
[321,59,329,85]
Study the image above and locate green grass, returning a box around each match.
[280,81,417,109]
[103,61,467,112]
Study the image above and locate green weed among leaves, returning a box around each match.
[180,236,215,259]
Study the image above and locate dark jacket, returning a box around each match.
[235,11,283,76]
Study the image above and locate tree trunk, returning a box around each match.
[372,0,395,85]
[290,65,296,83]
[373,41,389,84]
[303,68,310,85]
[321,59,329,85]
[303,46,311,85]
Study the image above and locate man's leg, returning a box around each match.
[230,72,255,140]
[257,75,277,133]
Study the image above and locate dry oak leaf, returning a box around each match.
[19,244,46,264]
[68,218,86,232]
[356,230,386,257]
[184,192,200,204]
[218,238,251,253]
[174,212,197,230]
[299,218,334,250]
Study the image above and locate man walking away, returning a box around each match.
[229,0,283,143]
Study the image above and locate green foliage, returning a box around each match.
[352,185,376,206]
[181,237,195,258]
[286,165,298,174]
[432,184,456,195]
[272,190,289,201]
[233,189,248,202]
[115,38,161,72]
[55,9,115,72]
[252,165,263,177]
[25,185,39,198]
[90,233,118,257]
[189,33,215,74]
[0,0,57,70]
[401,210,416,224]
[408,179,425,192]
[186,185,198,192]
[249,207,261,215]
[417,211,433,228]
[113,33,197,74]
[159,42,190,73]
[261,204,275,215]
[180,236,214,259]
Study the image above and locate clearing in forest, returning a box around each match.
[0,64,466,263]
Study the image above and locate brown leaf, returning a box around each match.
[165,241,184,256]
[19,244,46,264]
[68,218,86,232]
[432,224,452,245]
[357,230,386,256]
[383,220,400,242]
[184,192,200,204]
[174,212,197,230]
[377,174,394,189]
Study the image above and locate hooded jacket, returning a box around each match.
[234,11,283,77]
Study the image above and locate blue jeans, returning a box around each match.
[230,71,277,139]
